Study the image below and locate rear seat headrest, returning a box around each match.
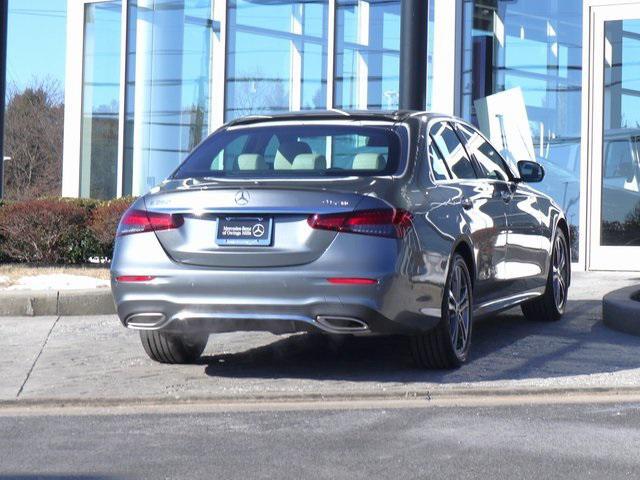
[235,154,266,170]
[275,141,312,170]
[292,154,326,170]
[352,153,385,170]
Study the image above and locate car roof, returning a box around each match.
[225,109,447,127]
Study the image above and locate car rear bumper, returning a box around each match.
[110,231,443,335]
[111,270,438,336]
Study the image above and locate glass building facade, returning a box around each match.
[68,0,640,269]
[69,0,434,198]
[461,0,583,259]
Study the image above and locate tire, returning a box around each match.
[411,254,473,369]
[521,228,569,322]
[139,330,208,364]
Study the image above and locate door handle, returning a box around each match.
[461,197,473,210]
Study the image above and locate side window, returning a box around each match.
[430,121,477,179]
[456,123,511,181]
[428,137,450,181]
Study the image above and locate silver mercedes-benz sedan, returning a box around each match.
[111,110,570,369]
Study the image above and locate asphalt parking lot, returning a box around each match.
[3,402,640,479]
[2,272,640,403]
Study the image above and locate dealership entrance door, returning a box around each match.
[587,3,640,270]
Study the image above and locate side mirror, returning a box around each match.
[517,160,545,183]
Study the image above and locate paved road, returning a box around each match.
[2,271,640,403]
[1,399,639,479]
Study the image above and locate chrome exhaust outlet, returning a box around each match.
[125,313,167,330]
[316,316,369,333]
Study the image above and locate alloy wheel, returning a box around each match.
[552,234,568,312]
[448,263,471,355]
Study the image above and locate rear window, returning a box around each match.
[172,123,403,179]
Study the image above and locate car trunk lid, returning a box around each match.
[145,181,392,268]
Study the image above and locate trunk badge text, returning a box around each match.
[321,199,350,207]
[235,190,250,206]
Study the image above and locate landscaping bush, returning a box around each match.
[0,197,134,264]
[88,197,135,259]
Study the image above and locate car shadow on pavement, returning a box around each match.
[201,299,640,384]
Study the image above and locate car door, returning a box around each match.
[424,120,510,307]
[456,123,547,295]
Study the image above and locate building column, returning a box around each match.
[399,0,429,110]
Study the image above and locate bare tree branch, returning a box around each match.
[3,77,64,200]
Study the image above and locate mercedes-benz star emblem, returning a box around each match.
[252,224,265,238]
[251,223,264,238]
[234,190,250,206]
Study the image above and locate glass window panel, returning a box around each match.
[303,2,325,38]
[123,0,212,196]
[79,1,122,199]
[335,0,400,110]
[457,123,510,181]
[302,42,327,110]
[232,0,294,33]
[428,139,450,181]
[461,0,582,259]
[227,31,291,118]
[225,0,328,121]
[601,19,640,247]
[426,1,435,110]
[430,122,476,180]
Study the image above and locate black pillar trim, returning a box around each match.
[399,0,429,111]
[0,0,6,199]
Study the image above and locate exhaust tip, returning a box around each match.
[125,313,166,330]
[316,316,369,333]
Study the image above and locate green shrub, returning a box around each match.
[0,196,134,264]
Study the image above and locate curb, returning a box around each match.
[0,289,116,317]
[603,285,640,336]
[3,386,640,410]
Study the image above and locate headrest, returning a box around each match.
[235,154,266,170]
[352,153,385,170]
[291,154,327,170]
[274,141,312,170]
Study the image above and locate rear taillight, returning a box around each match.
[115,275,155,283]
[307,208,413,239]
[327,277,379,285]
[117,209,184,237]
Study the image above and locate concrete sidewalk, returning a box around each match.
[1,271,639,404]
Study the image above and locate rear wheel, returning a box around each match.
[521,229,569,322]
[411,254,473,369]
[139,330,208,364]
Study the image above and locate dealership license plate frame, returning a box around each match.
[216,216,273,246]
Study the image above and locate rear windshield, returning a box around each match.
[171,123,403,179]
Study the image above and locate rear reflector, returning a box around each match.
[308,208,412,238]
[115,275,155,283]
[117,209,184,237]
[327,277,378,285]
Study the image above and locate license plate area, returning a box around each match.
[216,216,273,246]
